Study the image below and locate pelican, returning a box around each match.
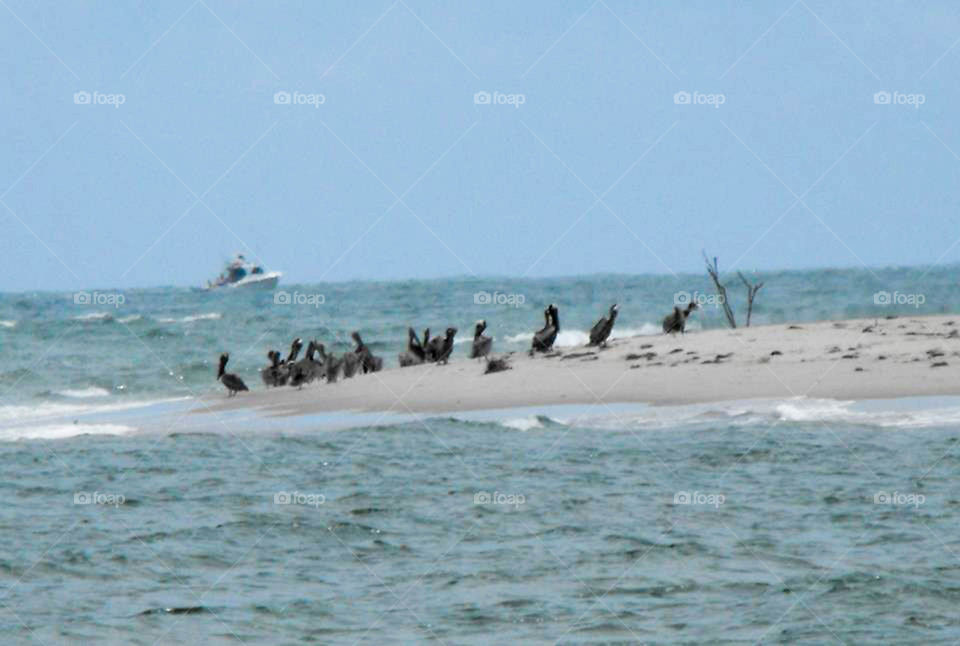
[470,320,492,359]
[217,353,248,396]
[426,327,457,364]
[399,327,426,367]
[531,304,559,353]
[588,304,619,347]
[662,303,698,334]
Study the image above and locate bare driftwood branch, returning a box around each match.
[737,271,765,327]
[703,251,737,329]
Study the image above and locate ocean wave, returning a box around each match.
[547,397,960,431]
[1,422,137,441]
[0,320,16,329]
[156,312,222,324]
[503,324,660,346]
[499,414,563,431]
[72,312,113,322]
[117,314,143,323]
[55,387,112,399]
[0,396,190,427]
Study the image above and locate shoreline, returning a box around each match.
[198,314,960,418]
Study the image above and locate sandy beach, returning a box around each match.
[200,314,960,417]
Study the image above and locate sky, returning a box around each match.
[2,0,959,291]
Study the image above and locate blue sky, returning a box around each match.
[2,0,959,291]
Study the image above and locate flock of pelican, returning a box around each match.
[216,301,699,396]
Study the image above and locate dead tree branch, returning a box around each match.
[703,251,737,329]
[737,272,765,327]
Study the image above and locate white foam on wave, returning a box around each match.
[548,396,960,431]
[72,312,113,321]
[501,416,547,431]
[504,323,661,346]
[0,396,189,427]
[156,312,221,324]
[3,423,137,441]
[0,320,16,329]
[117,314,142,323]
[503,330,588,346]
[56,387,112,399]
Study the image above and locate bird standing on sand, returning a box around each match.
[426,327,457,364]
[662,303,698,334]
[470,320,492,359]
[288,340,322,388]
[532,304,559,353]
[217,353,248,396]
[261,350,282,387]
[352,332,383,373]
[588,304,619,347]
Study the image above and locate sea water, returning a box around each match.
[1,267,959,643]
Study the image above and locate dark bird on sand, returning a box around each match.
[342,351,360,379]
[398,327,426,367]
[324,352,343,383]
[470,320,492,359]
[261,350,283,387]
[289,340,323,389]
[217,353,248,396]
[662,303,698,334]
[484,356,511,374]
[273,337,303,385]
[531,304,559,353]
[588,304,619,347]
[352,332,383,373]
[426,327,457,364]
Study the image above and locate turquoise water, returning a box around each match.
[2,267,960,643]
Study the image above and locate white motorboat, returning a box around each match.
[203,255,281,290]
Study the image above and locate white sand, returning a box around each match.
[200,315,960,417]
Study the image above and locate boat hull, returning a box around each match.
[203,271,282,291]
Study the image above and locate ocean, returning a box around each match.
[2,266,960,643]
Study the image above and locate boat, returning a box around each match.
[203,255,281,290]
